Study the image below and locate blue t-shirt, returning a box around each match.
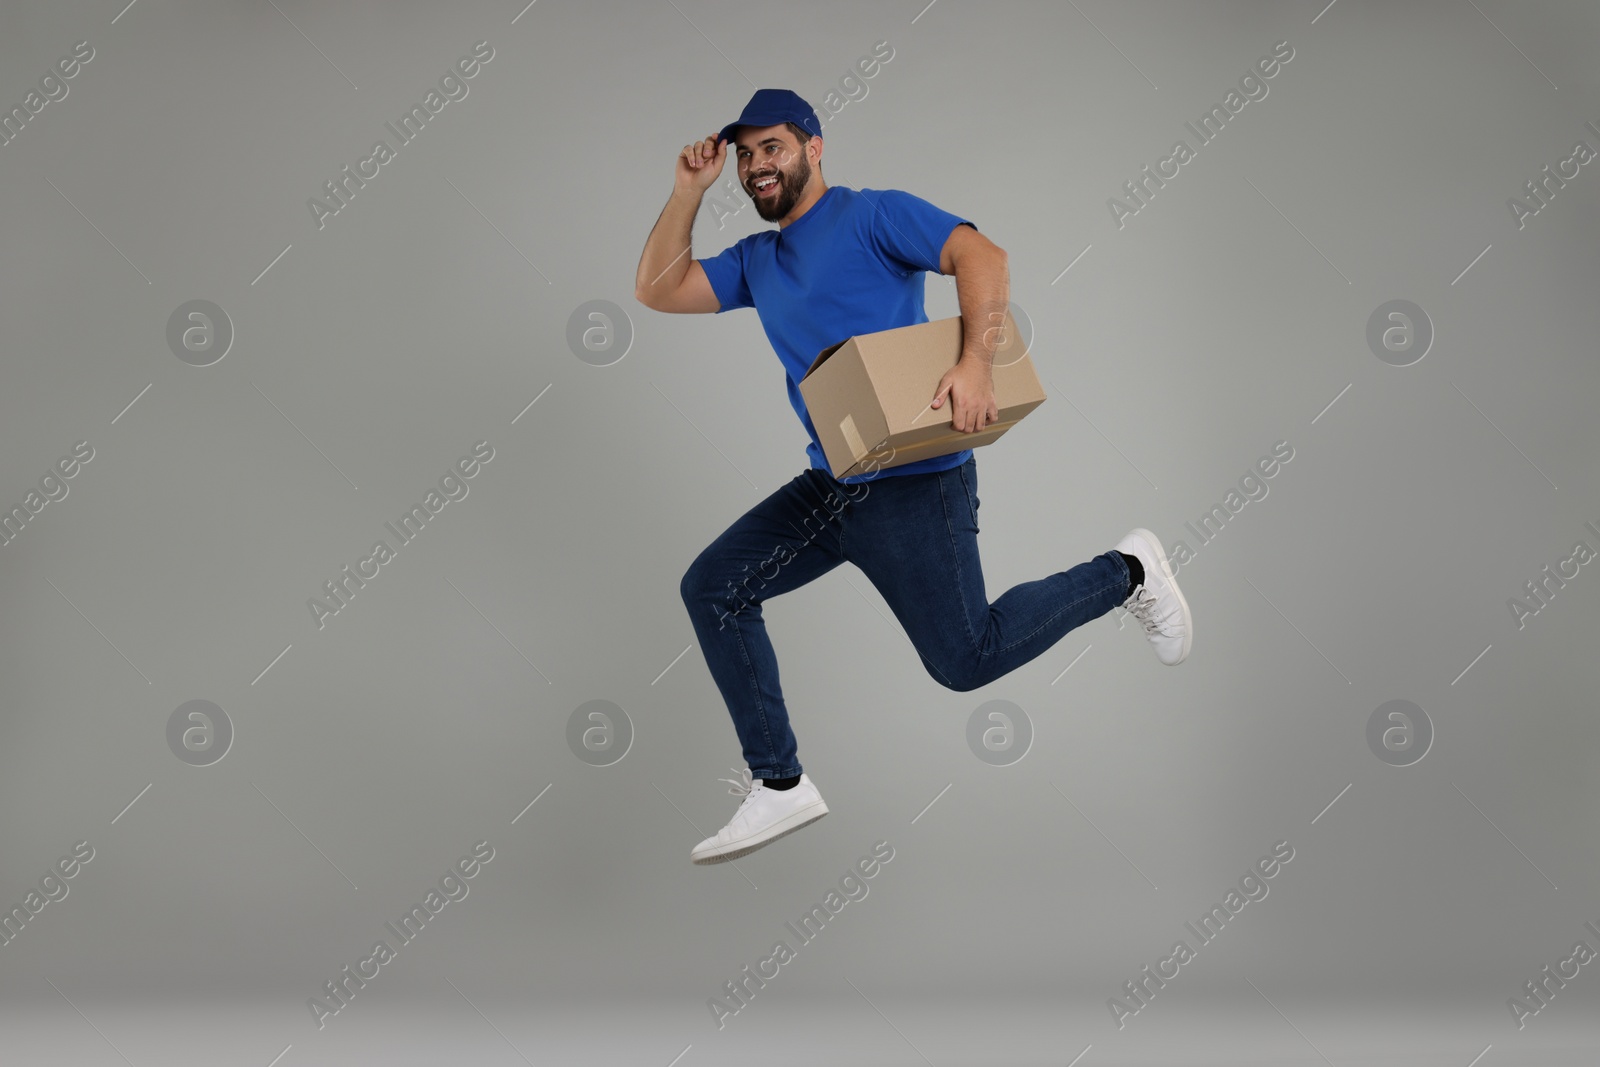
[697,185,976,484]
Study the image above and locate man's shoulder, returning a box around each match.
[853,187,918,203]
[709,227,777,258]
[849,187,948,221]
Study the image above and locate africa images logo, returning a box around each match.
[308,41,495,231]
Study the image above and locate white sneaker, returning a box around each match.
[1114,528,1192,665]
[691,767,828,865]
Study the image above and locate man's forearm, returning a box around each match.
[635,189,703,302]
[953,249,1010,369]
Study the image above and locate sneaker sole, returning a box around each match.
[1129,526,1192,664]
[691,801,828,865]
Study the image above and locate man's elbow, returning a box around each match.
[980,245,1010,280]
[947,241,1007,278]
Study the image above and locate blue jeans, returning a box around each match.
[679,456,1132,780]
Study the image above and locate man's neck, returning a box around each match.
[777,178,829,229]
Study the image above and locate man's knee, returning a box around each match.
[681,553,751,619]
[926,657,982,692]
[682,555,728,607]
[680,555,711,605]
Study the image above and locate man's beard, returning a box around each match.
[750,153,811,221]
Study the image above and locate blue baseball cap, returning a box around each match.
[717,89,823,148]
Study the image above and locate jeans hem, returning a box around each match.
[750,767,804,780]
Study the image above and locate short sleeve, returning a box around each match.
[863,188,975,277]
[696,237,755,313]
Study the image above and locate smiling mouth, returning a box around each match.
[753,175,780,196]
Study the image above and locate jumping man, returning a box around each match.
[633,90,1193,866]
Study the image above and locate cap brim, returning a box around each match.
[718,114,794,147]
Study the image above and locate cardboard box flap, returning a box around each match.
[802,336,853,381]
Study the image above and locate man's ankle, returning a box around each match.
[1116,550,1143,594]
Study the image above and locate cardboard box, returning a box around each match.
[798,309,1046,480]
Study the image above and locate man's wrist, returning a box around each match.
[957,350,994,371]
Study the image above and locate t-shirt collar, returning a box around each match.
[778,184,840,235]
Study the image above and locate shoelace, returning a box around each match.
[1124,585,1174,636]
[716,766,756,797]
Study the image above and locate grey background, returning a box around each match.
[1,0,1597,1064]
